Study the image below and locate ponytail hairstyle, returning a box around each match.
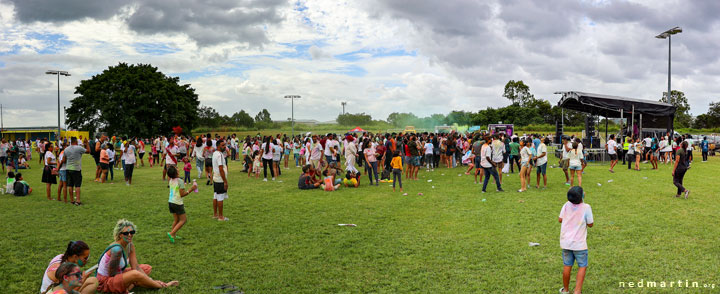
[61,240,89,263]
[264,137,271,153]
[42,262,80,294]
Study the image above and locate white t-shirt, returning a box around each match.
[644,137,652,147]
[44,151,56,166]
[165,145,179,164]
[480,144,492,168]
[424,142,433,155]
[324,140,339,156]
[212,150,227,183]
[536,143,548,165]
[261,143,274,160]
[124,145,136,164]
[58,151,67,170]
[520,146,532,164]
[559,202,594,250]
[562,142,571,160]
[491,141,505,163]
[606,140,617,155]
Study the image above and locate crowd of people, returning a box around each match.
[1,127,706,294]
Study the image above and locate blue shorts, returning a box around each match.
[410,156,421,166]
[569,165,582,171]
[562,249,588,267]
[536,163,547,175]
[58,170,67,182]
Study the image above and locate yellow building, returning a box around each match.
[1,127,90,142]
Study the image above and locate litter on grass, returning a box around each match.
[432,186,435,189]
[597,183,602,186]
[518,200,525,203]
[481,198,486,202]
[402,193,408,196]
[607,179,614,183]
[441,173,445,176]
[338,224,357,227]
[643,177,648,179]
[427,179,433,182]
[458,174,462,177]
[529,242,541,247]
[418,193,424,196]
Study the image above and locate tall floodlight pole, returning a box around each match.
[46,70,71,145]
[656,26,681,137]
[341,102,347,115]
[284,95,301,138]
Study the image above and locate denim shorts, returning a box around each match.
[410,156,421,166]
[58,170,67,182]
[562,249,588,267]
[569,165,582,171]
[536,163,547,175]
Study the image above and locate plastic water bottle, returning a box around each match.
[192,179,198,193]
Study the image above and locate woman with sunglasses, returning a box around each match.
[42,262,86,294]
[40,241,98,294]
[96,219,178,293]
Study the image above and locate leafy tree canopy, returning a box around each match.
[66,63,199,137]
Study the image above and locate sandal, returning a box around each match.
[74,202,83,206]
[167,232,175,243]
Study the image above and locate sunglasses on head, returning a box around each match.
[120,230,136,236]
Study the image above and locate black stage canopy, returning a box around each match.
[556,91,676,130]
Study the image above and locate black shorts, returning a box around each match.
[93,154,100,165]
[204,158,213,168]
[124,164,134,178]
[100,163,109,170]
[168,202,186,215]
[153,154,159,159]
[213,182,227,194]
[609,153,618,161]
[179,152,186,159]
[67,170,82,187]
[139,152,145,159]
[502,153,509,162]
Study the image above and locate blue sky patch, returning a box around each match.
[26,32,74,54]
[321,65,367,77]
[335,48,416,61]
[133,42,181,56]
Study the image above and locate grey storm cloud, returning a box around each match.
[7,0,287,47]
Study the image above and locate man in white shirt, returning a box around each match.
[534,137,549,188]
[162,139,179,181]
[561,136,572,185]
[606,134,618,172]
[480,137,503,193]
[124,140,137,185]
[212,139,229,221]
[643,136,652,162]
[324,134,339,164]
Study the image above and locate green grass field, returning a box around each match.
[1,153,718,293]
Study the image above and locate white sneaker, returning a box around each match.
[263,178,268,182]
[272,177,276,181]
[559,287,569,294]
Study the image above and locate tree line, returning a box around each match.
[65,63,720,137]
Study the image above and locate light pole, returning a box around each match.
[284,95,301,138]
[341,101,347,115]
[655,26,681,137]
[655,27,682,103]
[46,70,70,146]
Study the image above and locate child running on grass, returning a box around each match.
[391,150,403,192]
[559,186,593,294]
[167,166,197,243]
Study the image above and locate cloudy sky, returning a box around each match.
[0,0,718,127]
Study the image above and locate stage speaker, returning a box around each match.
[585,115,597,137]
[582,137,601,148]
[555,120,563,144]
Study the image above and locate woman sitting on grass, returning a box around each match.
[96,219,178,293]
[42,262,88,294]
[40,240,98,294]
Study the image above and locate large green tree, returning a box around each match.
[660,90,692,128]
[197,105,221,128]
[503,80,535,106]
[66,63,199,137]
[255,109,272,123]
[693,101,720,129]
[231,110,255,127]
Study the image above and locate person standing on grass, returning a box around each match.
[508,137,520,173]
[606,134,618,173]
[0,138,8,173]
[534,137,548,189]
[700,136,709,162]
[123,139,137,185]
[390,150,403,192]
[559,186,593,294]
[167,165,197,243]
[212,140,229,221]
[99,144,110,184]
[491,134,505,184]
[480,136,503,193]
[57,146,68,202]
[42,142,57,200]
[518,139,531,192]
[672,140,691,199]
[162,139,179,181]
[568,141,583,187]
[634,136,642,171]
[59,137,91,206]
[137,139,145,167]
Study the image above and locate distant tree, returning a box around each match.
[66,63,199,137]
[445,110,473,126]
[694,101,720,129]
[503,80,535,106]
[255,109,272,123]
[197,105,221,128]
[337,113,372,126]
[386,112,419,127]
[660,90,692,128]
[231,110,254,127]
